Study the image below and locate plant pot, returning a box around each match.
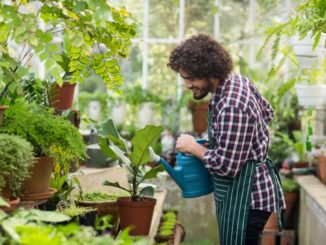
[50,82,76,111]
[71,210,98,227]
[138,102,154,128]
[0,197,20,212]
[21,157,54,198]
[317,156,326,184]
[284,192,298,226]
[188,101,209,134]
[295,84,326,107]
[0,105,8,127]
[117,196,156,236]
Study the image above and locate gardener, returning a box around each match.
[167,33,286,245]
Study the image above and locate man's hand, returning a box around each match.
[175,134,196,154]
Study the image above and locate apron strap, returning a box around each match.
[263,157,286,230]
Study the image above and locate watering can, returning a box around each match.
[150,139,213,198]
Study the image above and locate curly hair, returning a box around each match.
[167,33,233,82]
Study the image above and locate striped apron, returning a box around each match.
[208,112,285,245]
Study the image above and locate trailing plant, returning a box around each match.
[98,119,164,201]
[0,0,137,92]
[0,100,87,163]
[0,134,35,197]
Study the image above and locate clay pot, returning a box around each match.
[0,197,20,212]
[117,197,156,236]
[50,82,76,110]
[0,105,8,127]
[317,156,326,184]
[188,101,209,134]
[21,157,54,197]
[284,192,298,226]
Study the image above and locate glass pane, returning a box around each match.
[124,0,144,39]
[148,0,179,38]
[185,0,215,36]
[120,44,143,85]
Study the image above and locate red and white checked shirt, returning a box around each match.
[203,73,286,212]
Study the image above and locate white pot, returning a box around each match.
[111,103,127,125]
[138,102,154,128]
[295,84,326,107]
[291,34,325,57]
[88,100,101,121]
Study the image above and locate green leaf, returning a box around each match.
[103,180,130,194]
[142,164,164,180]
[99,138,118,160]
[97,119,120,139]
[139,186,154,197]
[130,125,164,167]
[47,43,59,53]
[0,197,9,207]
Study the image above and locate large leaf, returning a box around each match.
[97,119,120,139]
[139,186,155,197]
[0,197,9,207]
[142,165,165,181]
[99,138,118,160]
[130,125,164,167]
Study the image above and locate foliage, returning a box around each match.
[0,209,148,245]
[59,206,96,218]
[0,0,137,95]
[99,119,164,201]
[277,130,309,163]
[123,84,164,106]
[78,91,109,122]
[281,177,299,193]
[0,100,86,162]
[79,192,119,202]
[0,134,35,196]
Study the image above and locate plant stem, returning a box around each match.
[131,167,138,201]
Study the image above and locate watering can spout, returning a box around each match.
[149,147,184,189]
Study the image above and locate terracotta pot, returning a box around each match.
[317,156,326,184]
[21,157,54,196]
[0,197,20,212]
[117,196,156,236]
[50,82,76,110]
[284,192,298,226]
[0,105,8,127]
[188,101,209,134]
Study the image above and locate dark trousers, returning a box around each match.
[245,209,271,245]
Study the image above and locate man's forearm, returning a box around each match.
[189,142,208,160]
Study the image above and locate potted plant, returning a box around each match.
[98,119,164,235]
[0,1,137,105]
[0,134,35,211]
[310,145,326,184]
[59,205,98,228]
[295,68,326,107]
[281,176,299,227]
[0,100,86,200]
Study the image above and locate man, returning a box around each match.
[167,33,285,245]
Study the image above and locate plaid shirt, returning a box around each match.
[203,73,286,212]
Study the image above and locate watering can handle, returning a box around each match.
[179,138,207,156]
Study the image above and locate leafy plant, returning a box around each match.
[0,134,35,197]
[1,100,86,162]
[79,192,119,202]
[0,0,137,92]
[281,177,299,193]
[59,206,96,218]
[98,119,164,201]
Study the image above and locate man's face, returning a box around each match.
[179,69,213,100]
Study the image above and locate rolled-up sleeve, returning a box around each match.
[203,106,255,177]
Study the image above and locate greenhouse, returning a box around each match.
[0,0,325,244]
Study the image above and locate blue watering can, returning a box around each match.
[150,139,213,198]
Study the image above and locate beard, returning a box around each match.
[193,79,213,100]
